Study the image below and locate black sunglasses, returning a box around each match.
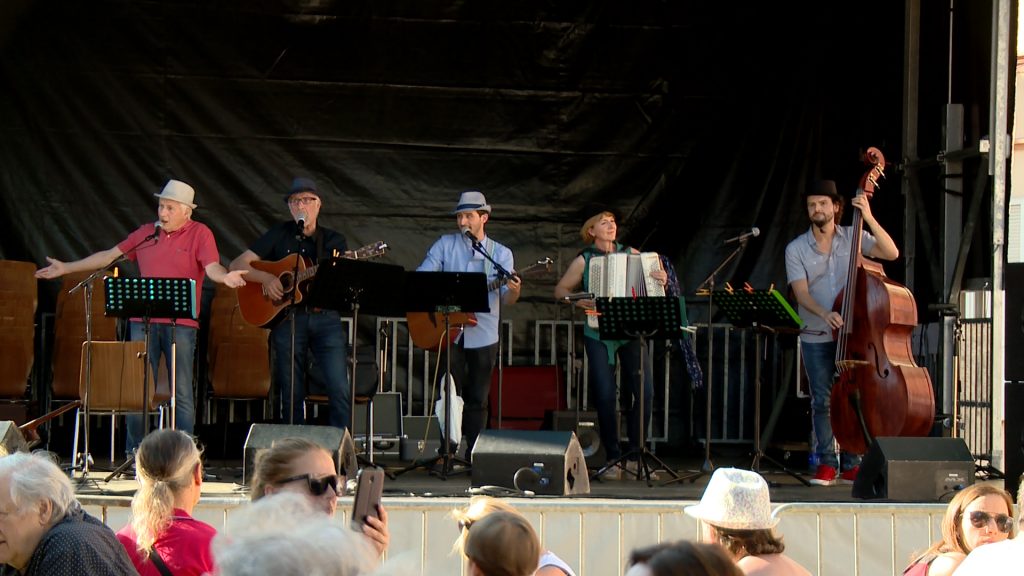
[278,473,340,497]
[967,510,1014,533]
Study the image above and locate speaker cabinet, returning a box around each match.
[852,437,974,501]
[1005,382,1024,501]
[353,392,403,442]
[471,430,590,496]
[243,424,356,485]
[548,410,605,468]
[0,422,26,456]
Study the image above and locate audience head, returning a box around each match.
[645,541,743,576]
[938,484,1015,554]
[684,468,784,559]
[251,437,341,516]
[462,510,540,576]
[0,452,78,570]
[625,542,676,576]
[130,429,203,556]
[213,492,377,576]
[450,495,519,554]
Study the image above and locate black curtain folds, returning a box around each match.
[0,0,996,336]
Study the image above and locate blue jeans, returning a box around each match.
[126,322,197,454]
[271,309,351,431]
[584,337,653,462]
[801,339,860,470]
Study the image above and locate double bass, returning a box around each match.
[830,147,935,455]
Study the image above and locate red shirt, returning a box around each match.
[116,509,217,576]
[116,220,220,329]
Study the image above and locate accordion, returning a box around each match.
[586,252,665,328]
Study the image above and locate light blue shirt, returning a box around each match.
[417,232,514,348]
[784,225,877,343]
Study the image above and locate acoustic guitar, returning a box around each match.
[237,241,388,328]
[406,258,553,351]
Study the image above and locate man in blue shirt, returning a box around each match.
[418,191,521,460]
[784,179,899,486]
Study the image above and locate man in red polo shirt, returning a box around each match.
[36,179,246,456]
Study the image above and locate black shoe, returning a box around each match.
[436,442,459,456]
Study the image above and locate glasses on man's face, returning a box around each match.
[967,510,1014,533]
[278,473,340,497]
[288,197,318,206]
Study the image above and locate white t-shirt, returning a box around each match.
[952,539,1024,574]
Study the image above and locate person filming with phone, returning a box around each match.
[249,437,389,555]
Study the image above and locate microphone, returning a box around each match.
[563,292,595,302]
[463,227,478,243]
[295,212,307,231]
[143,221,162,242]
[723,227,760,245]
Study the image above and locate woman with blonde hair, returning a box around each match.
[250,436,389,555]
[903,483,1015,575]
[116,428,214,576]
[451,495,576,576]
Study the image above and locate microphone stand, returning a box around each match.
[670,238,748,484]
[69,228,157,483]
[287,220,305,426]
[467,234,515,432]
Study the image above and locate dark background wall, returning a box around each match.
[0,0,1001,361]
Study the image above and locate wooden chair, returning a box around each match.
[50,271,118,403]
[0,260,38,406]
[206,285,270,424]
[71,341,170,464]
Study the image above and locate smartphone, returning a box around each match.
[350,467,384,530]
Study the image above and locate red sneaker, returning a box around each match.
[839,465,860,484]
[809,464,838,486]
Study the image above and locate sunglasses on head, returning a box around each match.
[967,510,1014,533]
[278,473,340,497]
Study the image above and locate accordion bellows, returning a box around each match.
[586,252,664,329]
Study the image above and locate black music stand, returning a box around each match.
[390,271,488,480]
[592,296,683,485]
[306,258,406,466]
[102,276,196,481]
[716,288,809,486]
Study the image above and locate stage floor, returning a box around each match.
[72,449,871,504]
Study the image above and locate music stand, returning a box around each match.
[102,276,196,481]
[592,296,683,485]
[715,288,809,486]
[390,271,488,480]
[305,258,406,465]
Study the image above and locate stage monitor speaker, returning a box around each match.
[1005,382,1024,501]
[471,430,590,496]
[0,422,26,456]
[243,424,356,485]
[852,437,974,501]
[548,410,605,468]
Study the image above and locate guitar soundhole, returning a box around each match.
[280,272,295,292]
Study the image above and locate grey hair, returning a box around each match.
[213,492,378,576]
[0,452,76,523]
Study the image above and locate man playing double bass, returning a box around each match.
[784,179,899,486]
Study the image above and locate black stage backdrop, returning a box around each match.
[0,0,1000,349]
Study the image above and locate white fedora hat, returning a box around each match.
[154,179,197,209]
[684,467,779,530]
[452,190,491,214]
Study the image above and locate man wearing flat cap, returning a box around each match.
[231,177,352,431]
[36,179,247,455]
[784,179,898,487]
[417,191,521,460]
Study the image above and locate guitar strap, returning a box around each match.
[482,238,495,279]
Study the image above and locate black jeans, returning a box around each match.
[442,339,497,458]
